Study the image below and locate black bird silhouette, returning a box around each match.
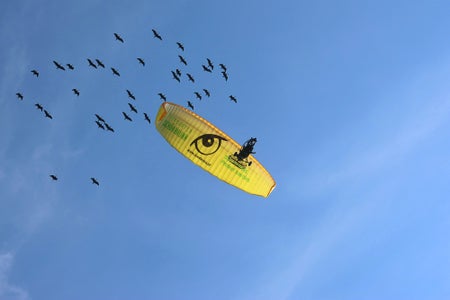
[186,73,195,83]
[91,177,100,186]
[137,57,145,66]
[144,113,151,124]
[66,63,74,70]
[229,95,237,103]
[194,92,202,100]
[50,174,58,181]
[95,120,105,130]
[176,42,184,51]
[95,59,105,68]
[202,65,212,73]
[219,63,227,72]
[175,68,182,76]
[53,60,66,70]
[122,111,132,121]
[207,58,214,70]
[111,67,120,76]
[187,101,194,110]
[128,103,138,113]
[44,110,53,119]
[222,71,228,81]
[178,55,187,65]
[95,114,105,123]
[152,29,162,40]
[35,103,43,111]
[203,89,210,97]
[16,92,23,100]
[105,123,115,132]
[171,71,180,82]
[72,88,80,96]
[87,59,98,69]
[111,68,120,77]
[126,89,135,100]
[114,33,124,43]
[158,93,167,101]
[31,69,39,77]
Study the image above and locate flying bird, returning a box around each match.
[152,29,162,40]
[221,71,228,81]
[111,67,120,76]
[203,89,210,97]
[144,112,151,124]
[44,110,53,119]
[207,58,214,70]
[128,103,138,113]
[87,59,98,69]
[50,174,58,181]
[171,71,180,82]
[95,59,105,68]
[122,111,132,121]
[137,57,145,66]
[229,95,237,103]
[114,33,124,43]
[175,68,182,76]
[187,101,194,110]
[53,60,66,70]
[95,114,105,123]
[95,120,105,130]
[105,123,115,132]
[16,92,23,100]
[186,73,195,83]
[158,93,167,101]
[35,103,43,111]
[126,89,135,100]
[31,69,39,77]
[72,88,80,96]
[176,42,185,51]
[219,63,227,72]
[194,92,202,100]
[202,65,212,73]
[66,63,74,70]
[178,55,187,65]
[91,177,100,186]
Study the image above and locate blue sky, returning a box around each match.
[1,0,450,299]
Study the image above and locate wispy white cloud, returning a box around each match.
[0,138,58,250]
[30,143,54,161]
[61,145,88,161]
[239,199,378,300]
[290,59,450,198]
[323,97,450,185]
[4,144,58,237]
[0,252,30,300]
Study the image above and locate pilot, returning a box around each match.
[236,137,257,161]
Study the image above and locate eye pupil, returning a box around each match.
[203,137,214,147]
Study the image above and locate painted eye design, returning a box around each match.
[190,134,227,155]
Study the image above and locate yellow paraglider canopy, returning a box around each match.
[155,102,276,197]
